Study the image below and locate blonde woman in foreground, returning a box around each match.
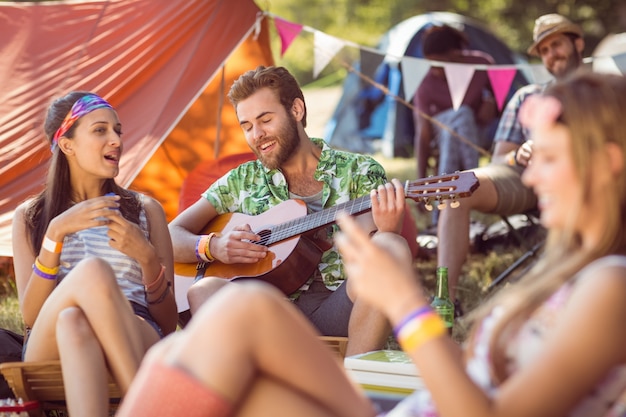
[118,71,626,417]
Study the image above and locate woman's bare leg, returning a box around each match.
[124,282,376,417]
[25,257,159,392]
[237,374,366,417]
[56,307,109,417]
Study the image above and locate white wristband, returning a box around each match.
[42,236,62,253]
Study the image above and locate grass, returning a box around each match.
[0,259,23,335]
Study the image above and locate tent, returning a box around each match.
[0,0,274,257]
[326,11,529,157]
[592,32,626,74]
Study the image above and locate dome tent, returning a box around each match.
[326,11,529,157]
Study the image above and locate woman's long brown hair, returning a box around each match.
[24,91,141,254]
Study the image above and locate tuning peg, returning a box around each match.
[437,200,447,210]
[450,199,460,208]
[424,201,433,211]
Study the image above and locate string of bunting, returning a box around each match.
[265,12,626,157]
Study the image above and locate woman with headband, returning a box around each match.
[12,91,177,416]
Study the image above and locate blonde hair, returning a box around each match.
[467,71,626,382]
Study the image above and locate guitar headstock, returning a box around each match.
[404,171,479,211]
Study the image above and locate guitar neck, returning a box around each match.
[261,172,478,247]
[265,194,373,246]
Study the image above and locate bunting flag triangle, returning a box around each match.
[273,17,303,57]
[313,30,345,78]
[443,63,475,110]
[400,56,430,101]
[487,68,517,111]
[360,48,385,81]
[614,52,626,75]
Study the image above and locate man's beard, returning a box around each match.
[549,47,581,79]
[255,116,300,170]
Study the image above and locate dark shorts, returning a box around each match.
[293,280,353,337]
[480,164,538,215]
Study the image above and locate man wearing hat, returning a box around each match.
[436,13,584,307]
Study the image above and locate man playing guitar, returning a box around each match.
[169,66,407,356]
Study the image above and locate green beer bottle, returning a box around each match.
[431,266,455,328]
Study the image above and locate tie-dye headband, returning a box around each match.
[51,94,113,151]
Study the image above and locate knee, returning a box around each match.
[371,232,412,265]
[56,307,96,347]
[187,278,229,311]
[54,257,120,305]
[65,257,117,291]
[192,281,282,324]
[223,282,282,314]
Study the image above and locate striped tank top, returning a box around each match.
[57,194,148,307]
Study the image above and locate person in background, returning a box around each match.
[168,66,406,356]
[116,71,626,417]
[413,24,498,182]
[12,92,177,417]
[437,13,585,305]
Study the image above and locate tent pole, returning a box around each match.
[215,65,226,159]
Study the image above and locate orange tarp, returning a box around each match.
[0,0,274,256]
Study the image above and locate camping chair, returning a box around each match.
[487,210,546,291]
[319,336,348,359]
[0,360,121,416]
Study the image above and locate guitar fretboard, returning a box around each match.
[258,194,372,246]
[255,172,478,246]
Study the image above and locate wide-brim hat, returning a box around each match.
[527,14,583,56]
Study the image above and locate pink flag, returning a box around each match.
[487,68,517,111]
[274,17,303,56]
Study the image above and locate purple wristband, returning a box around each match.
[393,306,432,337]
[32,263,57,280]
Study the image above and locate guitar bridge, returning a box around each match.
[194,261,208,282]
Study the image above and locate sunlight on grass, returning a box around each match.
[0,293,24,335]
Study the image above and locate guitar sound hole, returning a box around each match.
[256,229,272,246]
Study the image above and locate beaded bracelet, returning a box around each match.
[42,236,63,254]
[144,264,166,293]
[396,311,446,353]
[147,281,171,305]
[32,259,58,280]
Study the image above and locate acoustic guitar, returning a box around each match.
[174,171,479,296]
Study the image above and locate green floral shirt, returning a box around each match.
[202,138,387,292]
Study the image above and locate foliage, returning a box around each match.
[0,257,24,334]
